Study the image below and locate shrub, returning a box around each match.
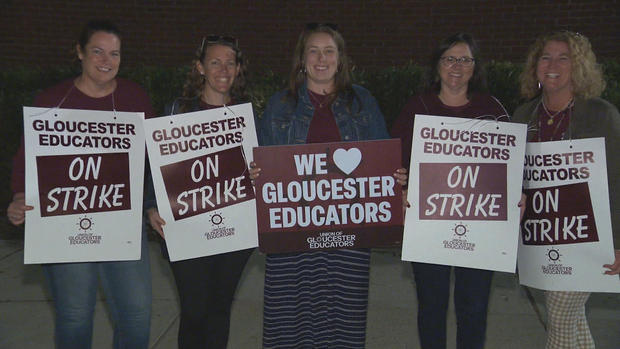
[2,61,619,221]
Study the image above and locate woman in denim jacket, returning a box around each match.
[254,23,406,348]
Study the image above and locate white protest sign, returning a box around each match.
[518,138,620,292]
[23,107,145,263]
[143,103,258,261]
[402,115,527,272]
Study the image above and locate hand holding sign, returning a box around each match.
[146,207,166,238]
[6,192,34,225]
[603,250,620,275]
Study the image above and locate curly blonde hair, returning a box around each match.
[519,31,605,100]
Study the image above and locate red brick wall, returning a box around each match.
[1,0,618,72]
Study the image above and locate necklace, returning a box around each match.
[309,90,329,108]
[542,97,574,125]
[537,102,572,142]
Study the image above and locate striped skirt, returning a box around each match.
[262,249,371,349]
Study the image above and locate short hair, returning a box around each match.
[77,20,121,51]
[519,31,605,99]
[426,32,487,96]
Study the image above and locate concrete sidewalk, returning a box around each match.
[1,237,619,348]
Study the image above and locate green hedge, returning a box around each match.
[2,61,620,221]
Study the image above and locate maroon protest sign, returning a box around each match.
[418,163,507,220]
[522,182,598,246]
[254,139,403,253]
[36,152,130,217]
[160,145,254,221]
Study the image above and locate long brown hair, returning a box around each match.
[288,23,354,106]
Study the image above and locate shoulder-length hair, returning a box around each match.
[179,35,248,113]
[288,23,354,104]
[519,31,605,100]
[426,32,487,97]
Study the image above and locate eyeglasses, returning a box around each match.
[200,35,238,53]
[305,22,339,31]
[440,56,475,67]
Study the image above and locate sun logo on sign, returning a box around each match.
[547,247,562,264]
[76,215,94,232]
[452,223,468,239]
[209,212,224,227]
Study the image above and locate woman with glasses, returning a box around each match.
[7,20,153,349]
[253,23,406,348]
[514,30,620,349]
[145,35,253,349]
[391,32,508,349]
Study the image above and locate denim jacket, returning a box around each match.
[258,83,389,146]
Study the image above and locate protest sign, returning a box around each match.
[23,107,145,263]
[518,138,620,292]
[402,115,526,272]
[254,139,403,253]
[144,103,258,261]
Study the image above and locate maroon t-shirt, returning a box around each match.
[533,104,571,142]
[305,90,341,143]
[390,92,507,168]
[10,77,155,193]
[199,99,234,111]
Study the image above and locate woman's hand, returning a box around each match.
[249,161,261,184]
[394,168,410,219]
[603,249,620,275]
[401,188,411,220]
[6,192,33,226]
[146,207,166,239]
[393,168,408,186]
[518,193,527,221]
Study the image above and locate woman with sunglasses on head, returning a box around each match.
[253,23,407,348]
[144,35,253,349]
[7,20,153,349]
[390,32,509,349]
[514,30,620,349]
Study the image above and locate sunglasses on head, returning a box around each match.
[200,35,238,53]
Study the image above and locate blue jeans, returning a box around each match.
[412,262,493,349]
[43,230,151,349]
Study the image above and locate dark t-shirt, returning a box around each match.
[10,77,155,193]
[390,92,507,168]
[305,91,341,144]
[533,104,571,142]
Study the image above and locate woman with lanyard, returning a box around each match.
[514,30,620,349]
[145,35,253,349]
[391,32,510,349]
[7,20,153,349]
[252,23,407,348]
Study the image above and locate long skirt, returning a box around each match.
[262,249,371,349]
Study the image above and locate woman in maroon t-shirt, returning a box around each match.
[7,20,153,349]
[145,35,253,349]
[391,33,510,349]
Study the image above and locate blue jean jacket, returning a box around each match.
[258,83,389,146]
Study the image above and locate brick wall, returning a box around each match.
[1,0,618,72]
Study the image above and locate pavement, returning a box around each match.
[1,235,619,349]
